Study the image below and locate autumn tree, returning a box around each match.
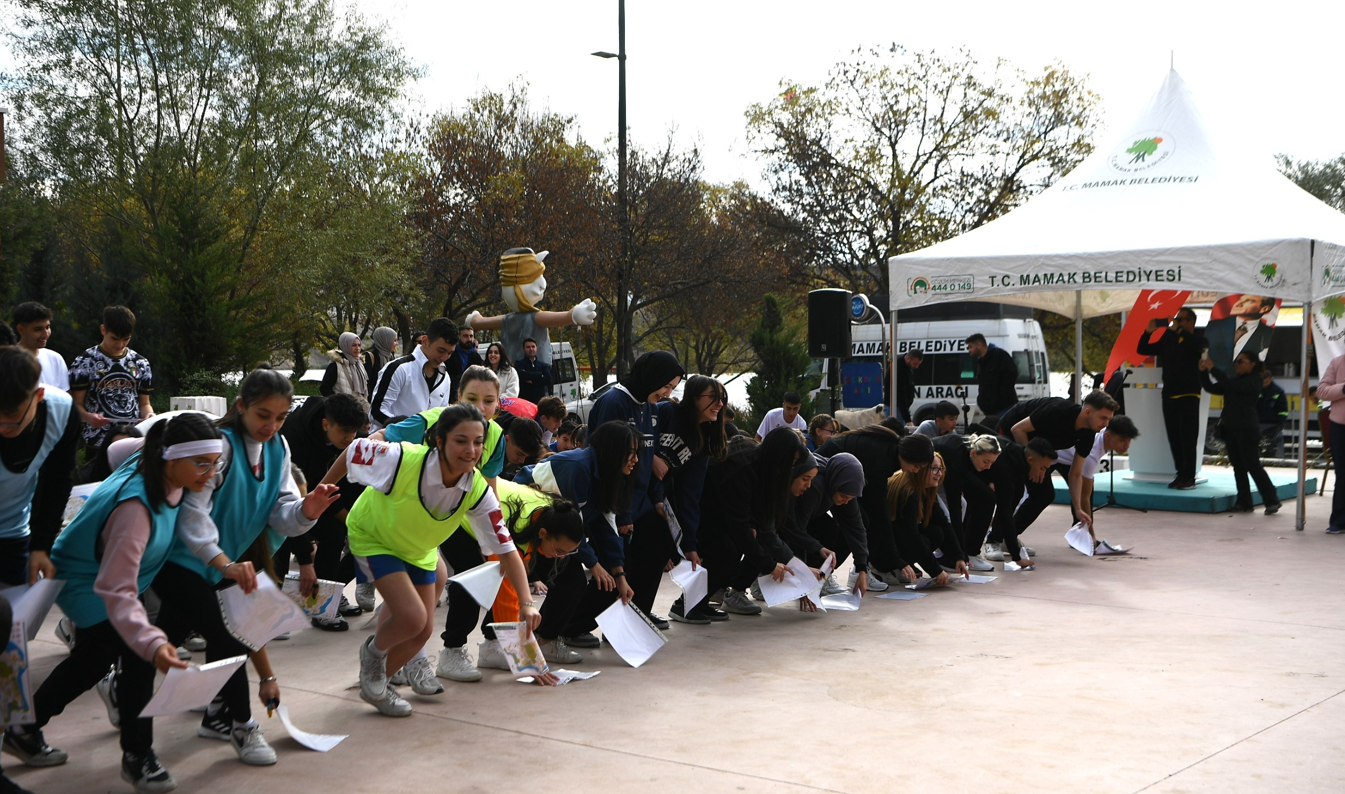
[746,45,1099,299]
[1278,154,1345,213]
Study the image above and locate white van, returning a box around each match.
[548,341,581,402]
[820,303,1051,425]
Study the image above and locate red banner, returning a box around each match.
[1105,289,1191,380]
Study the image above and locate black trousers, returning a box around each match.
[1163,395,1201,480]
[804,513,853,568]
[1006,466,1060,537]
[438,529,486,646]
[956,476,997,557]
[32,620,155,755]
[151,562,253,722]
[441,557,548,648]
[859,490,902,573]
[1223,422,1279,507]
[535,557,587,640]
[625,511,675,616]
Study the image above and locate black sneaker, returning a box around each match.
[0,772,35,794]
[311,616,350,631]
[121,749,177,793]
[701,604,729,622]
[197,707,231,741]
[648,614,670,631]
[2,728,67,767]
[669,598,710,625]
[561,632,600,648]
[1265,502,1282,515]
[338,595,364,617]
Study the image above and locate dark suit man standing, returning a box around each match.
[966,333,1018,426]
[1136,308,1207,489]
[1205,294,1274,372]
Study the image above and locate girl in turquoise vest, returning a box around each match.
[4,413,221,794]
[337,404,538,716]
[151,370,338,766]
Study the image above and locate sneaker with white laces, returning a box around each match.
[355,582,376,612]
[537,638,582,664]
[121,749,177,794]
[338,595,363,617]
[96,666,120,728]
[848,567,888,592]
[360,683,412,717]
[197,707,231,741]
[477,639,511,671]
[359,636,389,698]
[749,581,764,602]
[230,724,277,766]
[435,645,483,682]
[721,588,762,615]
[967,555,995,572]
[2,728,67,767]
[398,659,441,699]
[982,542,1006,562]
[820,574,846,596]
[54,618,76,653]
[182,632,207,652]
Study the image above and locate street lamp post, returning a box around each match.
[593,0,629,378]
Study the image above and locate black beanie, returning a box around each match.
[898,434,934,465]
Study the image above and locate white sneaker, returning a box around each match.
[1021,544,1036,557]
[967,555,994,572]
[358,636,388,699]
[849,567,888,592]
[355,582,376,612]
[175,646,191,660]
[538,638,582,664]
[96,666,120,728]
[982,542,1005,562]
[722,588,762,615]
[435,646,483,682]
[230,724,277,766]
[869,566,908,587]
[749,581,764,602]
[55,618,76,653]
[390,656,443,695]
[476,639,511,671]
[820,574,845,596]
[360,684,412,717]
[182,633,207,652]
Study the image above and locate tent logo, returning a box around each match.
[1109,131,1174,173]
[909,277,931,295]
[908,274,973,297]
[1257,262,1284,289]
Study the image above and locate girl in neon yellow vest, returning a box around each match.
[340,403,539,716]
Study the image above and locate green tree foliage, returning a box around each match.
[1277,154,1345,212]
[745,294,818,425]
[4,0,414,386]
[746,45,1099,298]
[1034,310,1122,379]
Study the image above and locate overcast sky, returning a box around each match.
[357,0,1345,186]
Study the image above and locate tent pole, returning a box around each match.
[1075,291,1084,401]
[1298,242,1315,531]
[890,308,898,420]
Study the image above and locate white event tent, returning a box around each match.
[889,69,1345,529]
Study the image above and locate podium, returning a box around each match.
[1121,367,1210,483]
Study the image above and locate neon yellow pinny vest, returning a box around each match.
[345,442,490,569]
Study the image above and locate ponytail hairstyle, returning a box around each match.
[676,375,728,461]
[756,427,807,528]
[428,403,488,451]
[140,413,221,511]
[588,420,639,515]
[503,488,586,570]
[218,368,294,433]
[964,433,1002,456]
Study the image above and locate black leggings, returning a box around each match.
[32,620,156,755]
[151,562,254,723]
[534,557,587,640]
[1224,421,1279,507]
[624,511,675,616]
[439,530,486,646]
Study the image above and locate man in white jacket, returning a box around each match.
[368,317,457,430]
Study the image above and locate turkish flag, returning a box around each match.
[1105,289,1191,380]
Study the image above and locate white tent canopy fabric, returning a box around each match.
[890,69,1345,315]
[887,68,1345,530]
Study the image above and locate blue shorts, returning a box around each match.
[353,554,436,586]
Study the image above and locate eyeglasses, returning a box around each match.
[929,465,946,474]
[0,392,37,432]
[188,458,225,475]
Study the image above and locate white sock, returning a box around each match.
[368,636,388,658]
[411,646,427,661]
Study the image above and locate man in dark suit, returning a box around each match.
[1136,308,1207,489]
[966,333,1018,427]
[1205,294,1274,372]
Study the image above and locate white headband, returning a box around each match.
[163,439,225,460]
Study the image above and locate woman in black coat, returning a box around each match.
[1201,353,1282,514]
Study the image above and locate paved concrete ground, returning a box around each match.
[10,464,1345,794]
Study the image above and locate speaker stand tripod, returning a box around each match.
[1092,450,1146,513]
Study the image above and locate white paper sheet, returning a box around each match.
[276,703,346,751]
[140,655,247,718]
[756,557,820,607]
[0,579,65,641]
[1065,523,1095,556]
[217,576,310,651]
[662,499,684,545]
[488,622,550,678]
[875,590,929,601]
[449,561,505,608]
[1094,539,1132,555]
[819,553,837,576]
[281,574,341,620]
[668,560,708,609]
[517,669,601,686]
[951,574,998,584]
[1003,561,1036,572]
[594,601,667,668]
[1,622,33,727]
[819,592,862,611]
[905,577,938,590]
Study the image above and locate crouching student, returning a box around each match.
[778,452,870,600]
[887,452,969,586]
[5,413,221,793]
[982,437,1059,567]
[334,405,538,716]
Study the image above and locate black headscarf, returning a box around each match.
[620,351,685,402]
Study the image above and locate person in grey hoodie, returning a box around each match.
[781,452,870,595]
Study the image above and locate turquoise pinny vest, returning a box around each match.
[51,461,180,628]
[0,389,73,541]
[165,426,285,584]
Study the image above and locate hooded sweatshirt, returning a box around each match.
[781,452,870,569]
